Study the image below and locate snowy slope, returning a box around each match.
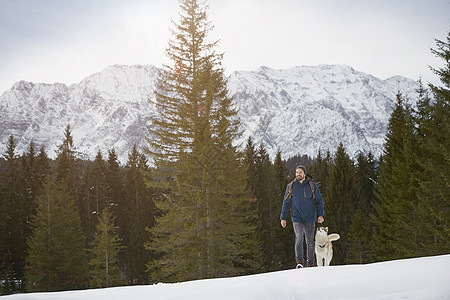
[0,65,159,162]
[3,255,449,300]
[229,65,419,159]
[0,64,420,163]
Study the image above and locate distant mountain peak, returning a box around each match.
[0,64,420,163]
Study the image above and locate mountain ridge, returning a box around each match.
[0,64,420,163]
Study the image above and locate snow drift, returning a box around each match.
[3,254,449,300]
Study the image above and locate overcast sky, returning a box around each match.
[0,0,448,94]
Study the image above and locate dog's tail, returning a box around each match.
[328,233,340,242]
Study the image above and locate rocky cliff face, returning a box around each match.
[0,64,420,163]
[228,64,419,159]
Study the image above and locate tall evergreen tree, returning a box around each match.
[35,145,51,189]
[120,145,155,284]
[353,152,376,215]
[253,143,274,271]
[89,208,125,288]
[145,0,261,281]
[243,137,258,198]
[7,142,46,293]
[55,125,78,189]
[105,149,124,216]
[371,93,420,261]
[345,152,376,264]
[325,143,356,264]
[25,177,88,292]
[271,149,293,269]
[408,79,437,255]
[0,136,22,294]
[414,33,450,255]
[310,149,332,200]
[54,125,83,223]
[82,151,108,243]
[91,151,108,214]
[346,208,371,264]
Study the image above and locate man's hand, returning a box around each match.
[318,216,324,223]
[281,220,286,228]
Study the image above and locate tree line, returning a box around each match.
[0,0,448,295]
[0,128,158,293]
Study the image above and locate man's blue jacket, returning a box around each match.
[280,177,325,223]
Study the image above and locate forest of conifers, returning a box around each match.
[0,0,448,295]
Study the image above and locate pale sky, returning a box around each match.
[0,0,448,94]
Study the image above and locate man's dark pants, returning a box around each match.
[293,221,315,266]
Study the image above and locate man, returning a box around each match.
[280,165,325,268]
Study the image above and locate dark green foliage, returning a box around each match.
[105,149,124,220]
[253,144,273,270]
[120,145,156,284]
[324,143,356,265]
[54,125,80,194]
[353,152,376,215]
[89,208,125,288]
[81,151,108,244]
[0,139,50,294]
[244,141,293,271]
[271,150,294,269]
[415,33,450,254]
[347,209,372,264]
[25,177,89,292]
[145,0,262,282]
[0,136,23,294]
[284,154,313,174]
[310,149,332,199]
[371,93,419,261]
[345,153,376,264]
[369,34,449,259]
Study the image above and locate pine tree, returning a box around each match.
[271,149,293,269]
[345,152,377,263]
[105,149,124,217]
[346,208,371,264]
[0,136,22,294]
[353,152,376,215]
[54,125,83,225]
[310,149,332,200]
[145,0,261,281]
[371,93,419,261]
[254,143,274,271]
[120,145,155,284]
[81,151,108,243]
[25,177,88,292]
[414,33,450,255]
[243,137,258,199]
[7,142,45,292]
[409,79,437,255]
[91,151,108,214]
[55,125,78,189]
[89,208,125,288]
[35,145,51,191]
[325,143,356,264]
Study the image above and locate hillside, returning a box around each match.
[3,255,449,300]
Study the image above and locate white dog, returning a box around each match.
[315,227,340,267]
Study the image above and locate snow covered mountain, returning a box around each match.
[0,64,420,163]
[229,65,420,159]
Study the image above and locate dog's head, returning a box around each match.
[316,227,328,234]
[315,227,329,244]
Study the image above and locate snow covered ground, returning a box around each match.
[3,255,449,300]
